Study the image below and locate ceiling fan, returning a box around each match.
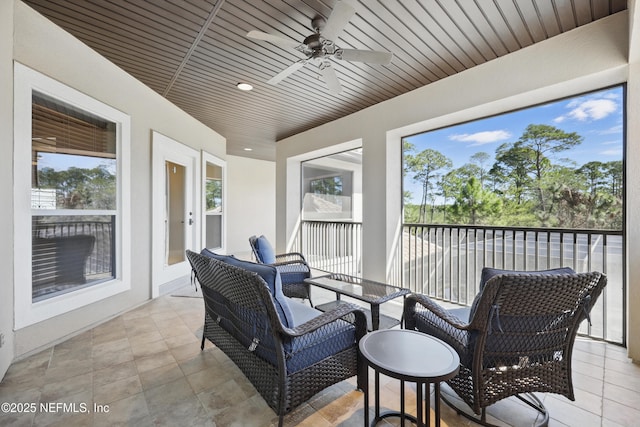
[247,1,393,94]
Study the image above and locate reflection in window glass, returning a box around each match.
[31,92,117,301]
[301,149,361,221]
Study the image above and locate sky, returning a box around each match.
[37,152,116,175]
[403,86,624,204]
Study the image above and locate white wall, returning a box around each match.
[626,0,640,362]
[225,155,276,258]
[3,0,227,365]
[0,0,15,379]
[277,12,640,360]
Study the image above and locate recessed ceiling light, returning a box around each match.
[236,82,253,91]
[243,147,253,151]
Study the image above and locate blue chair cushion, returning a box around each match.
[255,235,276,264]
[469,267,576,322]
[199,249,295,328]
[277,299,356,374]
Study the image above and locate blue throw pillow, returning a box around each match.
[200,248,235,262]
[256,235,276,264]
[201,251,294,328]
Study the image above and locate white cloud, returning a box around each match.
[599,124,623,135]
[599,148,622,156]
[554,98,617,123]
[449,130,511,145]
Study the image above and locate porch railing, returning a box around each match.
[400,224,624,345]
[294,220,362,276]
[32,219,115,283]
[296,220,624,345]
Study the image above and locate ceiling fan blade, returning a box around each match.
[322,1,356,41]
[337,48,393,65]
[267,60,306,85]
[319,61,342,94]
[247,30,301,49]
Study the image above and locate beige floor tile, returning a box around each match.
[138,361,184,391]
[93,375,142,405]
[93,360,138,388]
[143,377,196,415]
[92,392,150,427]
[3,287,639,426]
[134,350,176,374]
[602,397,640,427]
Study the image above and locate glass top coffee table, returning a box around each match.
[304,273,410,330]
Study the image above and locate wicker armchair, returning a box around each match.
[249,235,313,305]
[404,268,607,426]
[186,250,367,427]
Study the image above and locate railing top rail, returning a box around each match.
[403,223,622,236]
[302,220,363,226]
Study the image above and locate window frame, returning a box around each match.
[14,62,131,329]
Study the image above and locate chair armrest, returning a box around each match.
[275,252,307,263]
[404,293,472,330]
[282,302,367,340]
[273,260,311,275]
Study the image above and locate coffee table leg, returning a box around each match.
[416,381,423,427]
[400,379,405,425]
[363,365,369,427]
[371,305,380,331]
[434,383,440,427]
[375,370,380,420]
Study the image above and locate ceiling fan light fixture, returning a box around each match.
[236,82,253,91]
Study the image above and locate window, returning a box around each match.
[403,86,624,229]
[202,152,225,251]
[301,149,362,221]
[31,93,117,301]
[14,63,131,328]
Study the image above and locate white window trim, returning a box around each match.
[201,150,226,253]
[13,62,131,329]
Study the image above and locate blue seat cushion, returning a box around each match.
[468,266,577,322]
[199,249,294,328]
[255,235,276,264]
[278,299,356,374]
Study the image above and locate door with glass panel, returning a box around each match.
[152,132,199,297]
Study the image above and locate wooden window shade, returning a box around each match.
[32,92,116,160]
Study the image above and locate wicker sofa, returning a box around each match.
[186,250,367,426]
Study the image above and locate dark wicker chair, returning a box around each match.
[249,235,313,306]
[404,268,607,426]
[186,250,367,427]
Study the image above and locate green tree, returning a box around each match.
[491,142,536,204]
[577,161,606,195]
[37,164,116,209]
[450,177,503,224]
[603,160,623,198]
[469,151,491,188]
[405,148,452,223]
[517,124,583,214]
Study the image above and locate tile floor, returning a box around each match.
[1,284,639,427]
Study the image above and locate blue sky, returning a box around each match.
[38,153,116,175]
[403,86,624,204]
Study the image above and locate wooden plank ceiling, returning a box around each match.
[23,0,627,161]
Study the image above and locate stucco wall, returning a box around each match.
[0,0,16,379]
[277,12,640,360]
[225,155,276,258]
[6,1,227,361]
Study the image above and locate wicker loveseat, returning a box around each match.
[404,267,607,426]
[186,250,367,426]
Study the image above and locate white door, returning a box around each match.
[152,131,200,297]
